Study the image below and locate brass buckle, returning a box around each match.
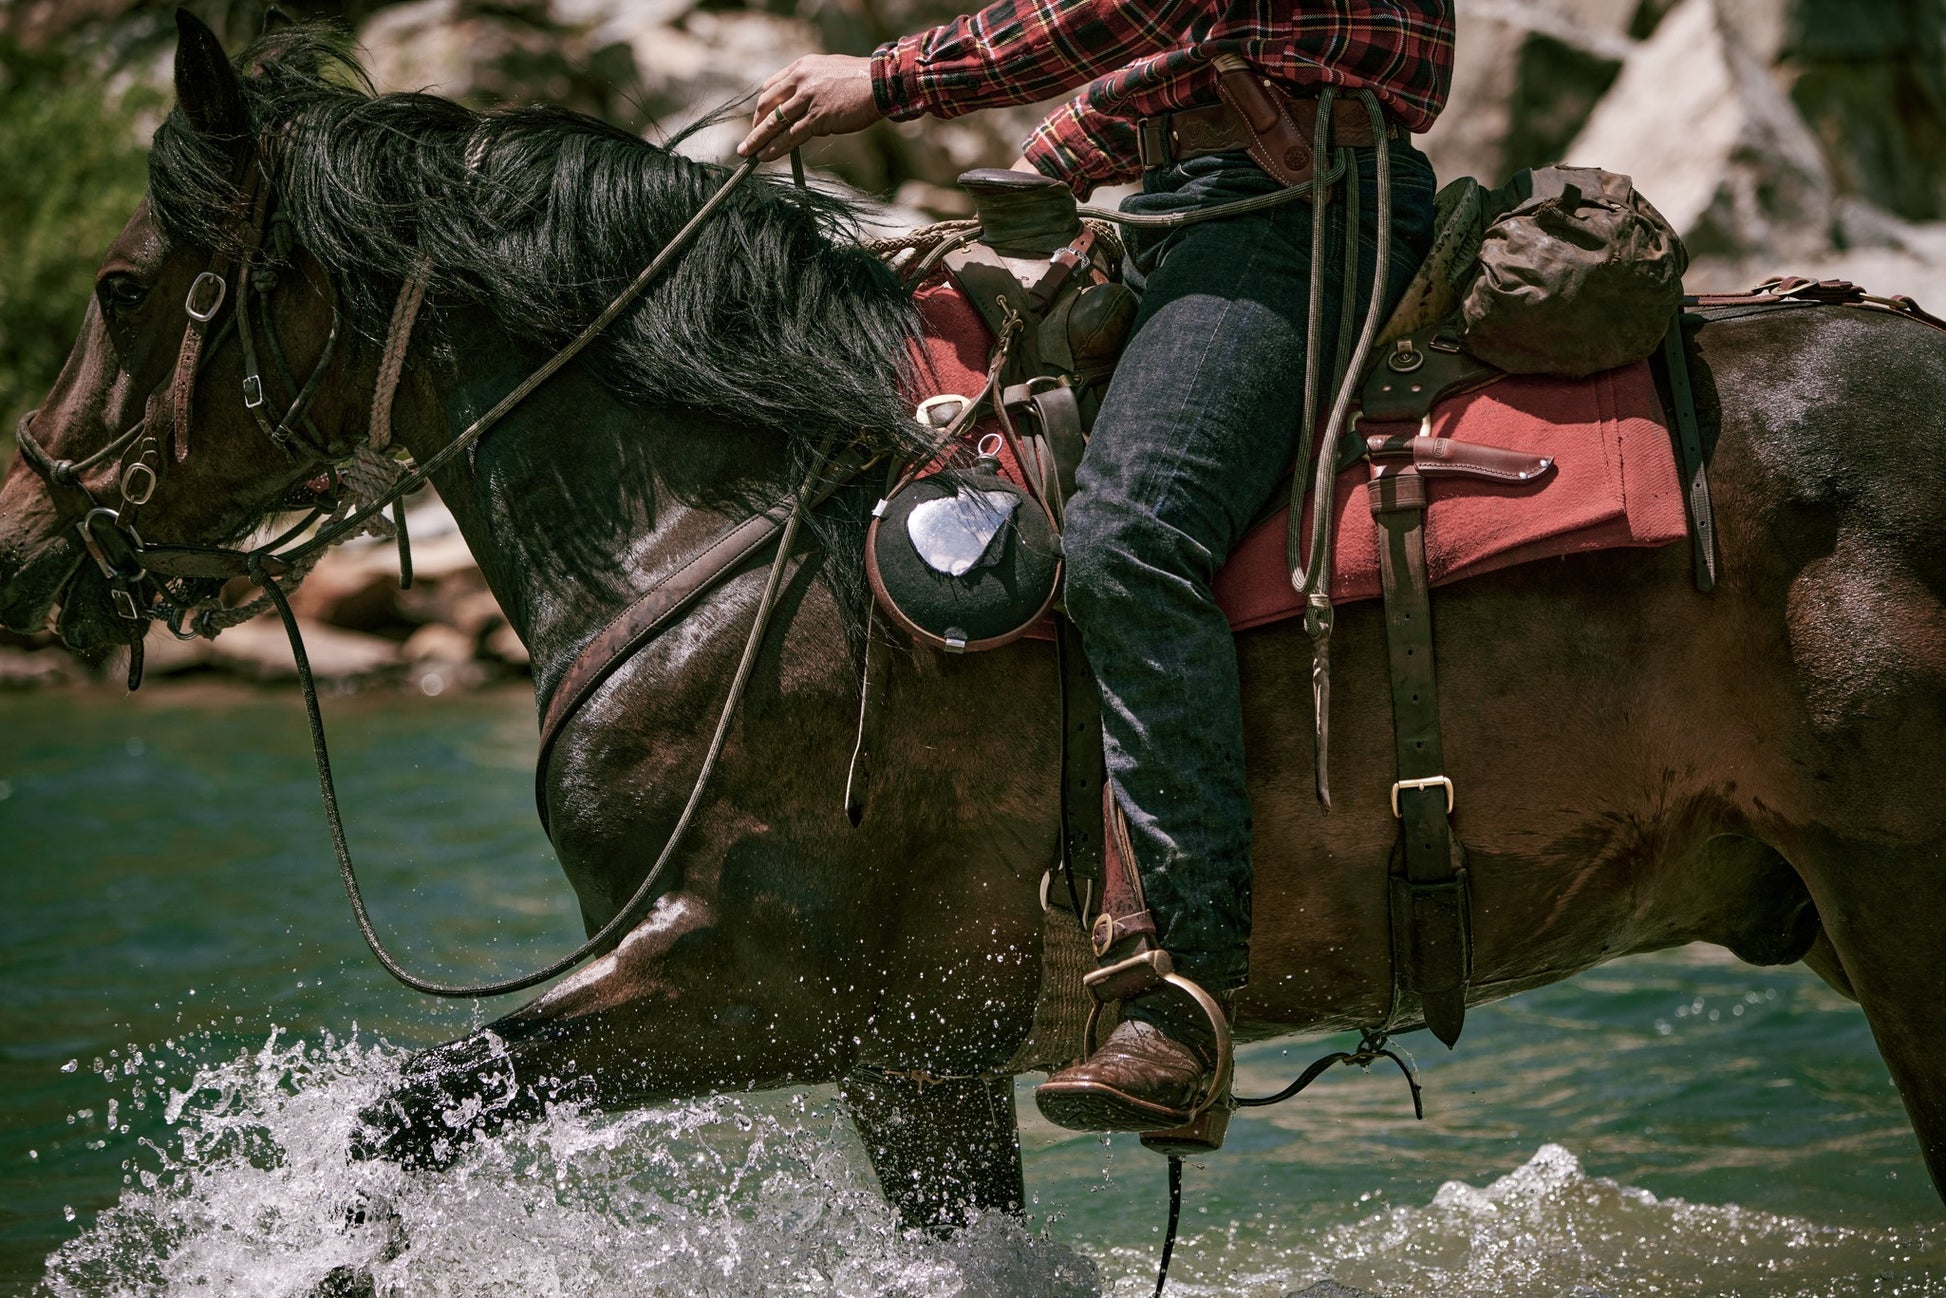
[1391,774,1455,817]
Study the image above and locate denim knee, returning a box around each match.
[1059,493,1137,632]
[1061,492,1211,636]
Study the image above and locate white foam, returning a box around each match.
[43,1029,1946,1298]
[44,1031,1096,1298]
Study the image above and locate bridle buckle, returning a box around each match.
[185,271,227,322]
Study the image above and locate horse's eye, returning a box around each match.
[97,273,150,313]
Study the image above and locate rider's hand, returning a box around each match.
[737,54,882,161]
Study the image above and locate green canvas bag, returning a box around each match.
[1460,165,1688,378]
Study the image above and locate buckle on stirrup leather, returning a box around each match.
[1391,774,1455,817]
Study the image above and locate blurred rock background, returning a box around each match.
[3,0,1943,688]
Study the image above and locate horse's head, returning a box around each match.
[0,13,374,653]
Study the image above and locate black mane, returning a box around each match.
[146,25,925,468]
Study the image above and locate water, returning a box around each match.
[2,686,1942,1296]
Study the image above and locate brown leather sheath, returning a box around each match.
[1364,433,1554,484]
[1138,70,1399,183]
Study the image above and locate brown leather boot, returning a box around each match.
[1034,987,1230,1133]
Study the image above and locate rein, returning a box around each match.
[20,147,863,1000]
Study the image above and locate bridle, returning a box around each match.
[15,136,874,1002]
[13,146,371,668]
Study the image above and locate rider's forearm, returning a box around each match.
[870,0,1197,123]
[1019,96,1144,196]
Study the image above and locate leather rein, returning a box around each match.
[19,147,866,999]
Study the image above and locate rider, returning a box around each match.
[739,2,1454,1132]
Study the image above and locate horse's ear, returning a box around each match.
[173,8,249,143]
[261,5,294,35]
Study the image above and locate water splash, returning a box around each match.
[1123,1143,1946,1298]
[42,1031,1097,1298]
[39,1027,1946,1298]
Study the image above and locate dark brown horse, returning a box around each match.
[4,15,1944,1243]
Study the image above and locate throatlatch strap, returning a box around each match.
[1367,446,1471,1047]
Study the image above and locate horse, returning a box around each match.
[4,14,1945,1248]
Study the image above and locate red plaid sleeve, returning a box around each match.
[1020,94,1143,195]
[872,3,1455,197]
[870,0,1200,123]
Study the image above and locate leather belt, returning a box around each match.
[1138,85,1401,174]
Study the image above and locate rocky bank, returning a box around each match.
[3,0,1942,690]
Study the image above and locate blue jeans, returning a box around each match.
[1063,142,1438,991]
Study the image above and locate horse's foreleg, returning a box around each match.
[840,1069,1024,1234]
[1789,834,1946,1202]
[354,890,859,1169]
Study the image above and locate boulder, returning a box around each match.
[1418,0,1634,188]
[402,621,477,665]
[203,616,401,682]
[1776,0,1946,221]
[360,0,653,129]
[0,646,77,688]
[442,587,507,639]
[287,550,408,632]
[1565,0,1834,265]
[484,622,532,668]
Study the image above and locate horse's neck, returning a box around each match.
[396,316,784,701]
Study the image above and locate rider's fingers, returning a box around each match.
[753,94,816,161]
[757,118,814,162]
[738,88,799,157]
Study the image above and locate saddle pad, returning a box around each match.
[907,274,1690,635]
[1217,361,1689,624]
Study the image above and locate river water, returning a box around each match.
[2,685,1941,1296]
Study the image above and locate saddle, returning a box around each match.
[860,159,1774,1159]
[863,163,1718,1147]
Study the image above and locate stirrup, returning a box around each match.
[1080,946,1236,1154]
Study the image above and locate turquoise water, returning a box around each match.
[1,685,1941,1296]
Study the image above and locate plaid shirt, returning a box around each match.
[871,1,1454,195]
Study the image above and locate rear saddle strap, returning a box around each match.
[1657,312,1717,592]
[1362,429,1550,1049]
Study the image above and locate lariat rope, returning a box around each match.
[1286,89,1392,811]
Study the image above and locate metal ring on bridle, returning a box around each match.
[77,506,146,582]
[120,461,157,506]
[185,271,227,322]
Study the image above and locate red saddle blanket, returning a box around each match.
[908,275,1689,634]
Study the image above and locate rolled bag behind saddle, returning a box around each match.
[1459,165,1689,378]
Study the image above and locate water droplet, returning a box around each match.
[0,779,12,800]
[125,737,146,757]
[62,1205,76,1222]
[59,1059,77,1073]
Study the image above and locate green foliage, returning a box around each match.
[0,42,159,459]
